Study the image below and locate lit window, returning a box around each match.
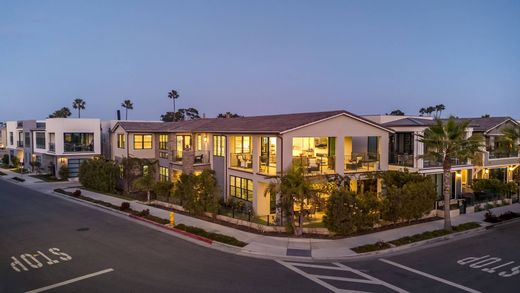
[213,135,226,156]
[229,175,253,201]
[134,134,152,149]
[234,136,251,154]
[117,134,125,149]
[159,166,169,182]
[159,134,168,150]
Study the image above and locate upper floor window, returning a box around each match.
[64,133,94,152]
[36,132,46,149]
[9,132,13,145]
[159,134,168,150]
[213,135,226,157]
[24,132,31,147]
[117,134,125,149]
[134,134,152,150]
[234,136,251,153]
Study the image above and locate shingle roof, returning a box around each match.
[452,117,517,132]
[382,117,436,127]
[114,110,392,134]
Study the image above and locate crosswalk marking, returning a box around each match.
[277,260,409,293]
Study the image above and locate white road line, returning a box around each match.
[25,268,114,293]
[276,260,343,292]
[379,259,482,293]
[333,263,409,293]
[313,275,378,284]
[283,262,353,271]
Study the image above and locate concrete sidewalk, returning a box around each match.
[2,168,519,260]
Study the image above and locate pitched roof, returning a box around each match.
[113,110,392,134]
[452,117,517,132]
[382,117,436,127]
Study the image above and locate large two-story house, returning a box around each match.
[111,110,393,217]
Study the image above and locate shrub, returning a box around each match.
[174,170,220,215]
[79,157,120,193]
[138,209,150,217]
[484,211,499,223]
[175,224,247,247]
[59,166,70,179]
[72,190,81,197]
[1,154,9,165]
[120,202,130,211]
[11,156,20,168]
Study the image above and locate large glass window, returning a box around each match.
[64,133,94,152]
[24,132,30,147]
[9,132,13,145]
[234,136,251,153]
[175,135,191,160]
[36,132,46,149]
[230,175,253,201]
[159,166,169,182]
[117,134,125,149]
[159,134,168,150]
[48,133,55,152]
[213,135,226,156]
[134,134,152,149]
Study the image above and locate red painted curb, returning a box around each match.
[129,214,213,244]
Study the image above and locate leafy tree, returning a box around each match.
[323,189,382,235]
[217,112,241,118]
[154,181,174,202]
[72,98,86,118]
[48,107,72,118]
[11,156,20,168]
[161,108,200,122]
[499,124,520,196]
[121,99,133,120]
[79,157,120,193]
[388,109,405,116]
[472,179,506,198]
[173,170,220,215]
[133,165,156,202]
[168,90,179,113]
[265,164,320,235]
[120,157,156,194]
[418,117,484,231]
[382,177,436,223]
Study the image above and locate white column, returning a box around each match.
[335,136,344,175]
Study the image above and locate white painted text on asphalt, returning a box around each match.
[10,248,72,272]
[457,255,519,277]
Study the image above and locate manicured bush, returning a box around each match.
[59,166,70,179]
[73,190,82,196]
[1,154,9,165]
[120,202,130,211]
[79,157,120,193]
[175,224,247,247]
[352,242,391,253]
[174,170,220,215]
[12,176,25,182]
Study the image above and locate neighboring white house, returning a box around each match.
[32,118,101,178]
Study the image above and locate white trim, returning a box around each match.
[280,113,394,134]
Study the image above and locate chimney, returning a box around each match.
[117,110,121,120]
[202,113,206,119]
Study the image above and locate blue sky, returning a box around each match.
[1,0,519,120]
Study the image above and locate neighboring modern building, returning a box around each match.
[5,119,38,169]
[0,122,7,157]
[112,110,393,216]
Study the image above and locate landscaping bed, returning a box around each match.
[12,176,25,182]
[0,171,6,176]
[30,174,67,182]
[484,210,520,223]
[352,222,481,253]
[54,188,246,247]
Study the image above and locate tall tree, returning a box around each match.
[481,114,491,118]
[434,104,446,118]
[418,117,483,231]
[48,107,71,118]
[161,108,200,122]
[72,98,86,118]
[265,164,320,236]
[388,109,405,116]
[168,90,179,114]
[121,99,134,120]
[425,106,436,116]
[217,112,241,118]
[419,108,426,116]
[499,124,520,195]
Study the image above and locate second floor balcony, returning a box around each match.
[48,142,55,152]
[423,158,467,168]
[16,141,23,148]
[389,153,414,167]
[64,143,94,152]
[293,155,336,175]
[230,153,253,171]
[487,149,519,159]
[259,155,277,176]
[345,152,380,173]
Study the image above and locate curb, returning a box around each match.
[128,214,213,245]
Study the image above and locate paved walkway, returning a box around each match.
[2,167,519,260]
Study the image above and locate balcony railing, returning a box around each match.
[293,155,336,175]
[259,155,277,176]
[194,150,210,165]
[423,158,467,168]
[230,153,253,170]
[64,143,94,152]
[16,141,24,148]
[389,153,414,167]
[487,150,519,159]
[48,143,55,152]
[345,152,379,172]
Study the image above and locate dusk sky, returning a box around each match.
[1,0,519,121]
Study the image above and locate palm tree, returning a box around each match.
[426,106,436,117]
[121,99,134,120]
[72,98,86,118]
[435,104,446,118]
[418,117,484,231]
[168,90,179,114]
[265,164,318,236]
[419,108,426,116]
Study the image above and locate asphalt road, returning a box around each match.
[0,179,326,293]
[2,177,520,293]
